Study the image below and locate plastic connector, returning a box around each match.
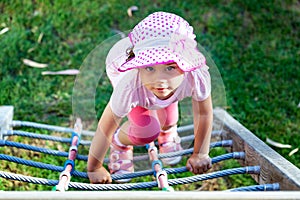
[63,159,75,174]
[151,160,163,176]
[147,145,158,154]
[71,131,80,146]
[233,152,245,160]
[148,145,158,161]
[156,170,168,189]
[55,171,71,191]
[69,145,78,153]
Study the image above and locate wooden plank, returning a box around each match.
[0,106,14,140]
[213,108,300,190]
[0,191,300,200]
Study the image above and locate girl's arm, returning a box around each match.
[87,103,122,183]
[186,95,213,174]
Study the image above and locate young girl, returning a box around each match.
[87,11,213,184]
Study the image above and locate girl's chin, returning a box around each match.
[153,91,174,100]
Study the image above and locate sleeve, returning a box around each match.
[109,90,132,118]
[109,86,133,118]
[109,70,139,118]
[191,65,211,101]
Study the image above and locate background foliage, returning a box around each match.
[0,0,299,191]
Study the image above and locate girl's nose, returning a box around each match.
[154,72,167,81]
[154,78,168,87]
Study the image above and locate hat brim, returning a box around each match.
[118,46,206,72]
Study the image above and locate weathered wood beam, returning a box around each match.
[213,108,300,190]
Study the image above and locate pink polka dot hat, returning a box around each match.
[118,11,206,72]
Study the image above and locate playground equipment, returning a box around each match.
[0,105,300,199]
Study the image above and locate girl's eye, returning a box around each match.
[145,67,154,72]
[166,66,176,71]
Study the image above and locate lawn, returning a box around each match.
[0,0,299,191]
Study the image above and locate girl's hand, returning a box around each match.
[88,166,112,184]
[186,153,212,174]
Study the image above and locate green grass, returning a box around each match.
[0,0,299,191]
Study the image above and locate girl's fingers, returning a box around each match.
[108,176,112,183]
[186,162,193,172]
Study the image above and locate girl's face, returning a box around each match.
[139,63,184,100]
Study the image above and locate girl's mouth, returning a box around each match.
[155,88,169,93]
